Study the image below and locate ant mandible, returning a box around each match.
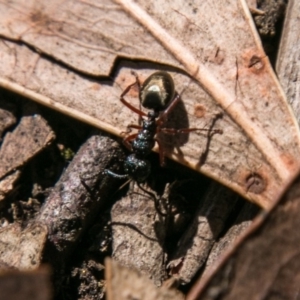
[104,71,221,183]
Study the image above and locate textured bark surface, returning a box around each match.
[36,133,125,261]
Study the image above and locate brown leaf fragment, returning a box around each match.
[36,133,125,262]
[0,0,177,76]
[0,266,52,300]
[111,182,167,287]
[0,170,20,201]
[105,258,184,300]
[168,182,240,285]
[0,114,55,179]
[187,174,300,300]
[0,222,47,270]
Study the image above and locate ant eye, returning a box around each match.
[140,71,175,111]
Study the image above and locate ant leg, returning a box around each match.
[123,133,138,151]
[155,138,166,166]
[127,124,142,131]
[137,183,168,217]
[121,124,142,136]
[157,94,181,126]
[104,169,130,180]
[161,128,223,135]
[120,76,147,117]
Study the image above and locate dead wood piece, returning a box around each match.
[105,258,184,300]
[187,175,300,300]
[168,182,240,285]
[0,114,55,179]
[0,266,52,300]
[111,182,168,287]
[36,133,125,261]
[0,222,48,270]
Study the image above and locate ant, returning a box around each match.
[104,71,222,183]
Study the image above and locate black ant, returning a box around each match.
[104,71,222,183]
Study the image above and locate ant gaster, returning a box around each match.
[104,71,221,183]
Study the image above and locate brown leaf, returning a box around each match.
[0,0,299,208]
[0,267,52,300]
[0,223,48,270]
[105,258,184,300]
[0,114,55,179]
[0,171,21,201]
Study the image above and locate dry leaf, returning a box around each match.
[0,0,299,208]
[105,258,184,300]
[0,114,55,179]
[0,223,48,270]
[0,171,21,201]
[0,267,52,300]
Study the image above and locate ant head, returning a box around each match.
[139,71,175,112]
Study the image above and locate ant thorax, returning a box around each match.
[132,118,156,157]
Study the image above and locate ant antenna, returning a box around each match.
[137,183,169,217]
